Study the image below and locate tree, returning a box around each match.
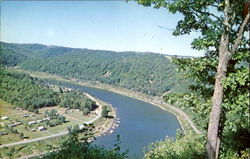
[137,0,249,158]
[45,125,127,159]
[19,132,24,138]
[82,107,90,116]
[58,115,66,124]
[101,106,110,118]
[5,147,15,159]
[59,87,63,93]
[34,109,39,114]
[49,109,57,119]
[27,105,35,112]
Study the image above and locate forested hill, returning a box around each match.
[0,42,189,96]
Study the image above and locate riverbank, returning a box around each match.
[0,91,116,146]
[0,70,118,158]
[13,68,201,134]
[82,91,118,137]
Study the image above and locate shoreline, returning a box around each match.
[60,86,118,138]
[95,105,119,138]
[84,92,117,137]
[0,92,117,148]
[13,68,201,134]
[0,82,118,158]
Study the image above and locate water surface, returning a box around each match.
[49,80,181,158]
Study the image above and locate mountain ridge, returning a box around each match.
[0,41,190,96]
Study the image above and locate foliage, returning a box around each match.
[0,68,59,110]
[144,131,205,159]
[167,51,249,158]
[0,45,27,67]
[0,42,189,96]
[59,91,96,113]
[45,109,66,127]
[0,68,96,113]
[4,125,19,135]
[101,105,110,118]
[43,125,127,159]
[164,92,211,130]
[137,0,249,158]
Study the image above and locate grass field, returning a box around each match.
[0,100,96,144]
[0,99,116,159]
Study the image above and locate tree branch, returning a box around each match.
[230,12,250,54]
[209,12,221,21]
[224,0,231,32]
[219,0,230,52]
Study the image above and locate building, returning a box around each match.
[1,116,8,120]
[28,121,36,125]
[38,126,46,131]
[8,122,22,127]
[42,117,50,121]
[22,114,29,117]
[15,107,23,111]
[0,131,8,135]
[79,124,84,130]
[36,120,42,123]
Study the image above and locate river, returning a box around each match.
[48,80,181,158]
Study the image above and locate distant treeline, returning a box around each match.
[0,68,96,112]
[0,42,189,96]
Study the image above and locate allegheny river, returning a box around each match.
[46,80,181,158]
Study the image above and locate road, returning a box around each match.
[0,93,103,149]
[0,131,68,148]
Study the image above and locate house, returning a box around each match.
[79,124,84,130]
[1,116,8,120]
[38,126,46,131]
[8,122,22,127]
[22,114,29,117]
[42,117,50,121]
[29,114,36,117]
[8,123,16,127]
[0,131,8,135]
[30,128,36,131]
[16,122,23,126]
[36,120,42,123]
[15,107,23,111]
[28,121,36,125]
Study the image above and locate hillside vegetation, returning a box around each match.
[0,42,188,96]
[0,68,96,113]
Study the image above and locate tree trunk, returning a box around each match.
[206,33,230,159]
[206,2,249,157]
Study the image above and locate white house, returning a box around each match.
[38,126,46,131]
[36,120,42,123]
[22,114,29,117]
[1,116,8,120]
[28,121,36,125]
[79,124,84,130]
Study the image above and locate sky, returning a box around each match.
[1,1,204,56]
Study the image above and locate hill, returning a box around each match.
[0,42,189,96]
